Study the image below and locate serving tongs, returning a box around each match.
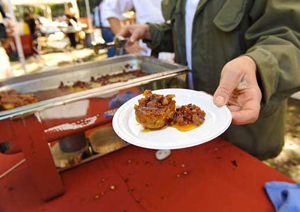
[92,36,129,54]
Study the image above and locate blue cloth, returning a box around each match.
[109,91,140,109]
[265,181,300,212]
[101,28,117,58]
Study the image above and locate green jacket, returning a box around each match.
[146,0,300,159]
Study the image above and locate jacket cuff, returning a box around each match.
[143,23,160,49]
[246,48,280,100]
[245,48,281,115]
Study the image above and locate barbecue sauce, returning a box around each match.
[172,123,202,132]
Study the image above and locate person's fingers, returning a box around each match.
[227,104,240,112]
[125,42,141,54]
[125,47,140,54]
[231,108,259,125]
[117,26,131,38]
[213,68,243,107]
[117,24,149,43]
[129,28,143,43]
[231,94,260,125]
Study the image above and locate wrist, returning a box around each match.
[143,24,151,41]
[242,55,257,74]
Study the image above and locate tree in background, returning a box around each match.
[51,0,102,18]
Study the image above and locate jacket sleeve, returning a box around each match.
[145,22,174,52]
[244,0,300,112]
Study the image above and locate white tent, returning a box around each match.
[12,0,74,5]
[7,0,93,74]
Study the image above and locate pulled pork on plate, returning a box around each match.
[135,90,206,132]
[134,90,176,130]
[170,104,206,131]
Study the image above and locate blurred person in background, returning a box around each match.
[0,2,14,79]
[95,0,117,57]
[65,9,78,48]
[102,0,174,61]
[24,12,37,40]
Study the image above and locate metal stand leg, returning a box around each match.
[12,118,64,201]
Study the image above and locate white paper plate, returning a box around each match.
[112,89,232,150]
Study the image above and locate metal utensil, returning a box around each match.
[92,36,129,54]
[113,36,129,48]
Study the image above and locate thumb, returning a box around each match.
[213,68,243,107]
[129,27,146,43]
[129,31,140,43]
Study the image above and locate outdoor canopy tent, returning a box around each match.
[6,0,93,73]
[12,0,75,5]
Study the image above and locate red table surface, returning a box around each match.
[0,138,294,212]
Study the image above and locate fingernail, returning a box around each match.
[130,38,135,43]
[215,96,225,106]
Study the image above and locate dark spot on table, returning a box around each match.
[169,159,176,167]
[143,159,152,165]
[231,160,238,167]
[128,188,135,194]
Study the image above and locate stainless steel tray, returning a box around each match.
[0,54,187,120]
[0,55,188,198]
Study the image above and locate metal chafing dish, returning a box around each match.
[0,54,188,201]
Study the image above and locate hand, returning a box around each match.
[125,41,147,54]
[213,56,262,125]
[117,24,151,44]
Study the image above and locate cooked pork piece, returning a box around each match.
[170,104,206,127]
[135,90,176,130]
[0,69,150,111]
[0,90,38,110]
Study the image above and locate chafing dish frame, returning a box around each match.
[0,54,188,201]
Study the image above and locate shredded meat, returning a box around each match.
[170,104,206,127]
[132,70,149,77]
[0,69,150,111]
[91,74,110,85]
[58,82,71,91]
[72,81,91,89]
[135,90,176,130]
[90,70,148,86]
[0,90,38,110]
